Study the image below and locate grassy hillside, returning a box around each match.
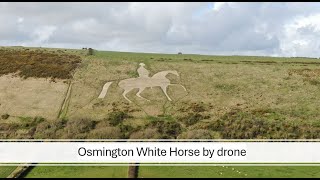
[1,46,320,178]
[0,46,320,139]
[0,47,82,138]
[0,166,16,178]
[139,166,320,178]
[24,166,128,178]
[64,49,320,139]
[20,165,320,178]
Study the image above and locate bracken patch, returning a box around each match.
[0,48,82,79]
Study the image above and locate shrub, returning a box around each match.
[119,124,134,138]
[0,48,82,79]
[148,120,182,139]
[32,116,46,125]
[0,123,19,131]
[88,127,122,139]
[87,48,94,55]
[179,113,206,126]
[129,128,161,139]
[19,116,46,128]
[34,119,67,139]
[1,114,10,120]
[56,118,68,129]
[106,111,131,126]
[65,118,97,135]
[207,108,320,139]
[178,129,213,139]
[178,102,209,114]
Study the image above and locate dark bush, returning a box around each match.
[129,128,161,139]
[19,116,46,128]
[178,102,209,113]
[0,48,82,79]
[34,121,55,139]
[106,111,131,126]
[148,120,182,139]
[1,114,10,120]
[206,108,320,139]
[88,127,123,139]
[180,113,206,126]
[119,124,134,138]
[0,123,19,131]
[178,129,212,139]
[65,118,97,134]
[32,116,46,125]
[87,48,94,55]
[56,118,68,129]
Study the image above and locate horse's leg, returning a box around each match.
[136,87,150,102]
[169,84,187,91]
[179,84,187,91]
[160,85,172,101]
[122,88,132,103]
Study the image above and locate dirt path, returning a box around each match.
[57,80,73,119]
[128,163,139,178]
[6,164,34,178]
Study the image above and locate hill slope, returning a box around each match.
[1,46,320,139]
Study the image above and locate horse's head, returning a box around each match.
[169,70,179,77]
[151,70,180,79]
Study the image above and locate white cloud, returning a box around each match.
[0,2,320,57]
[212,2,235,11]
[17,17,24,23]
[32,25,57,43]
[280,13,320,57]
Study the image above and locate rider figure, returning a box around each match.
[137,63,149,78]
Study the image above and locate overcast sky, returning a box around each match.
[1,2,320,57]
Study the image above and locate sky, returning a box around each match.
[1,2,320,57]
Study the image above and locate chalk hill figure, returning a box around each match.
[98,63,187,103]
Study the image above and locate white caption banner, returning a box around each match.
[0,142,319,163]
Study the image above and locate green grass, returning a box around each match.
[2,46,320,139]
[24,166,128,178]
[2,46,320,177]
[65,48,320,139]
[139,166,320,178]
[13,165,320,178]
[93,49,320,63]
[0,166,16,178]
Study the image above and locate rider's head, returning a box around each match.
[139,63,145,67]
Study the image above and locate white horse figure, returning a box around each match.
[98,70,187,103]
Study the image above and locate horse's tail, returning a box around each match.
[98,81,113,99]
